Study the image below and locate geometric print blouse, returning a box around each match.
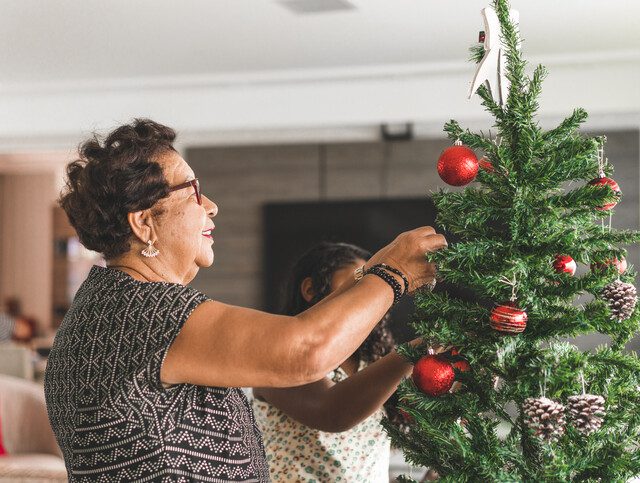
[44,266,269,482]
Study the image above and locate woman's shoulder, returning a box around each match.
[69,266,210,329]
[87,265,209,299]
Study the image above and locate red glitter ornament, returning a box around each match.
[399,409,414,423]
[553,254,577,276]
[591,257,627,275]
[446,347,471,373]
[437,141,479,186]
[479,157,495,173]
[453,360,471,372]
[412,355,455,397]
[588,175,621,210]
[490,304,527,334]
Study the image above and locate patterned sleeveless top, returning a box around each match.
[252,360,391,482]
[45,266,269,482]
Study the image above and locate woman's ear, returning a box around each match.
[127,210,154,244]
[300,277,315,303]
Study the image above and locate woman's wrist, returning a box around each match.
[362,264,406,305]
[376,263,409,293]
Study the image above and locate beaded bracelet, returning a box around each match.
[365,264,405,305]
[377,263,409,294]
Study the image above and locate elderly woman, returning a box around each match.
[44,119,446,482]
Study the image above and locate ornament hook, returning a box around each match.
[541,367,550,398]
[597,139,608,178]
[499,274,518,302]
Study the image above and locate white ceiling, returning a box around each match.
[1,0,639,87]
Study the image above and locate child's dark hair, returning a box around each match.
[280,241,407,429]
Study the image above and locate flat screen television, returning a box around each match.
[263,197,438,342]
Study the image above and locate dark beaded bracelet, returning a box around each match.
[365,265,405,305]
[377,263,409,294]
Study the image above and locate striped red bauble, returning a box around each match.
[490,303,527,334]
[553,254,577,276]
[588,175,620,210]
[591,257,627,275]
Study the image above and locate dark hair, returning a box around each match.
[281,242,406,429]
[59,119,176,259]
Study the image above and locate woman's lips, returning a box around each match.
[202,228,213,239]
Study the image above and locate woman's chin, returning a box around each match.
[197,250,215,268]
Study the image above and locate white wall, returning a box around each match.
[0,52,638,154]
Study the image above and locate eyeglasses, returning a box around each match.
[169,178,202,205]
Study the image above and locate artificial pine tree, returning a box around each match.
[383,1,640,481]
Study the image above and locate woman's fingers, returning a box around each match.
[420,233,447,253]
[411,226,436,237]
[368,226,447,293]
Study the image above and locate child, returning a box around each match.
[253,242,413,482]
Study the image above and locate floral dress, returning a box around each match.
[252,360,390,482]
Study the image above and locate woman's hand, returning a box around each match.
[366,226,447,292]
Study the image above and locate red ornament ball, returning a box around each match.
[446,347,471,372]
[490,304,528,334]
[437,143,479,186]
[553,254,577,276]
[588,176,621,210]
[412,355,455,397]
[399,409,414,423]
[452,359,471,373]
[591,257,627,275]
[479,157,495,173]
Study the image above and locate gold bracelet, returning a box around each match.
[354,265,365,283]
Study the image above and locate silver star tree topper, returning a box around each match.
[468,6,520,106]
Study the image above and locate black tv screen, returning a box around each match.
[263,197,437,342]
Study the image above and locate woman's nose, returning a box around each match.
[202,195,218,218]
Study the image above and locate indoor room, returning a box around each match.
[0,1,638,481]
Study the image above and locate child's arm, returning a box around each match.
[253,345,417,432]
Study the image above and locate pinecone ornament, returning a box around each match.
[522,397,566,442]
[602,280,637,321]
[567,394,606,435]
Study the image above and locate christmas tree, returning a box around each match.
[384,1,640,481]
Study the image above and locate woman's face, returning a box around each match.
[329,259,367,293]
[153,150,217,280]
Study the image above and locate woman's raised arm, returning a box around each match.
[162,226,446,388]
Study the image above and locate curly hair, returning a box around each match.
[59,119,176,260]
[280,242,407,429]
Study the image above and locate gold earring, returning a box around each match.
[141,240,160,258]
